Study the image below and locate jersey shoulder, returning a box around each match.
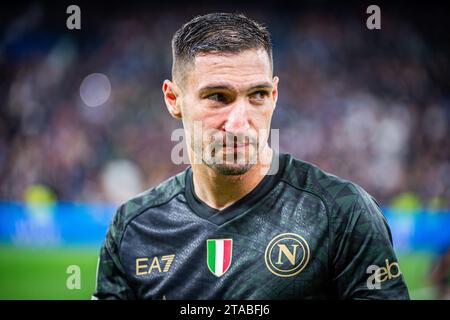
[281,154,382,219]
[109,169,187,243]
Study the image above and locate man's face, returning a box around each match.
[177,49,278,175]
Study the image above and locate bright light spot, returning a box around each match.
[79,73,111,107]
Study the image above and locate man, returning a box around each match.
[93,12,410,299]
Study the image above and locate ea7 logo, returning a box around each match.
[136,255,175,275]
[366,259,402,289]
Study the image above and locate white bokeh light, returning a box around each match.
[79,73,111,107]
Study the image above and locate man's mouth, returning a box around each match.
[221,136,251,148]
[222,141,250,149]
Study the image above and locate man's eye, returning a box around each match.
[250,91,269,101]
[207,93,228,103]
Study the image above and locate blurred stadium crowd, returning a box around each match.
[0,3,449,207]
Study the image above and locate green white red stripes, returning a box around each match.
[206,239,233,277]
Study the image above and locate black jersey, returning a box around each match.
[93,152,409,299]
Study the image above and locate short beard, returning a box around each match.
[193,131,260,176]
[202,146,259,175]
[206,161,255,176]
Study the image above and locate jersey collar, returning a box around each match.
[185,152,287,226]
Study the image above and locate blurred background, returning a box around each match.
[0,0,449,299]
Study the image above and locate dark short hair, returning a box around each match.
[171,12,273,84]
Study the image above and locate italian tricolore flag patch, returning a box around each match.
[206,239,233,277]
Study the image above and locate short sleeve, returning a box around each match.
[92,207,136,300]
[331,189,410,299]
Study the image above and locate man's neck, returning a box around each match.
[191,147,274,210]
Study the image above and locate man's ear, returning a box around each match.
[162,80,182,119]
[272,76,279,107]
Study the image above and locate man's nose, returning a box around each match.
[223,101,250,133]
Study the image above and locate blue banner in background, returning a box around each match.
[384,207,450,253]
[0,202,449,252]
[0,202,115,246]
